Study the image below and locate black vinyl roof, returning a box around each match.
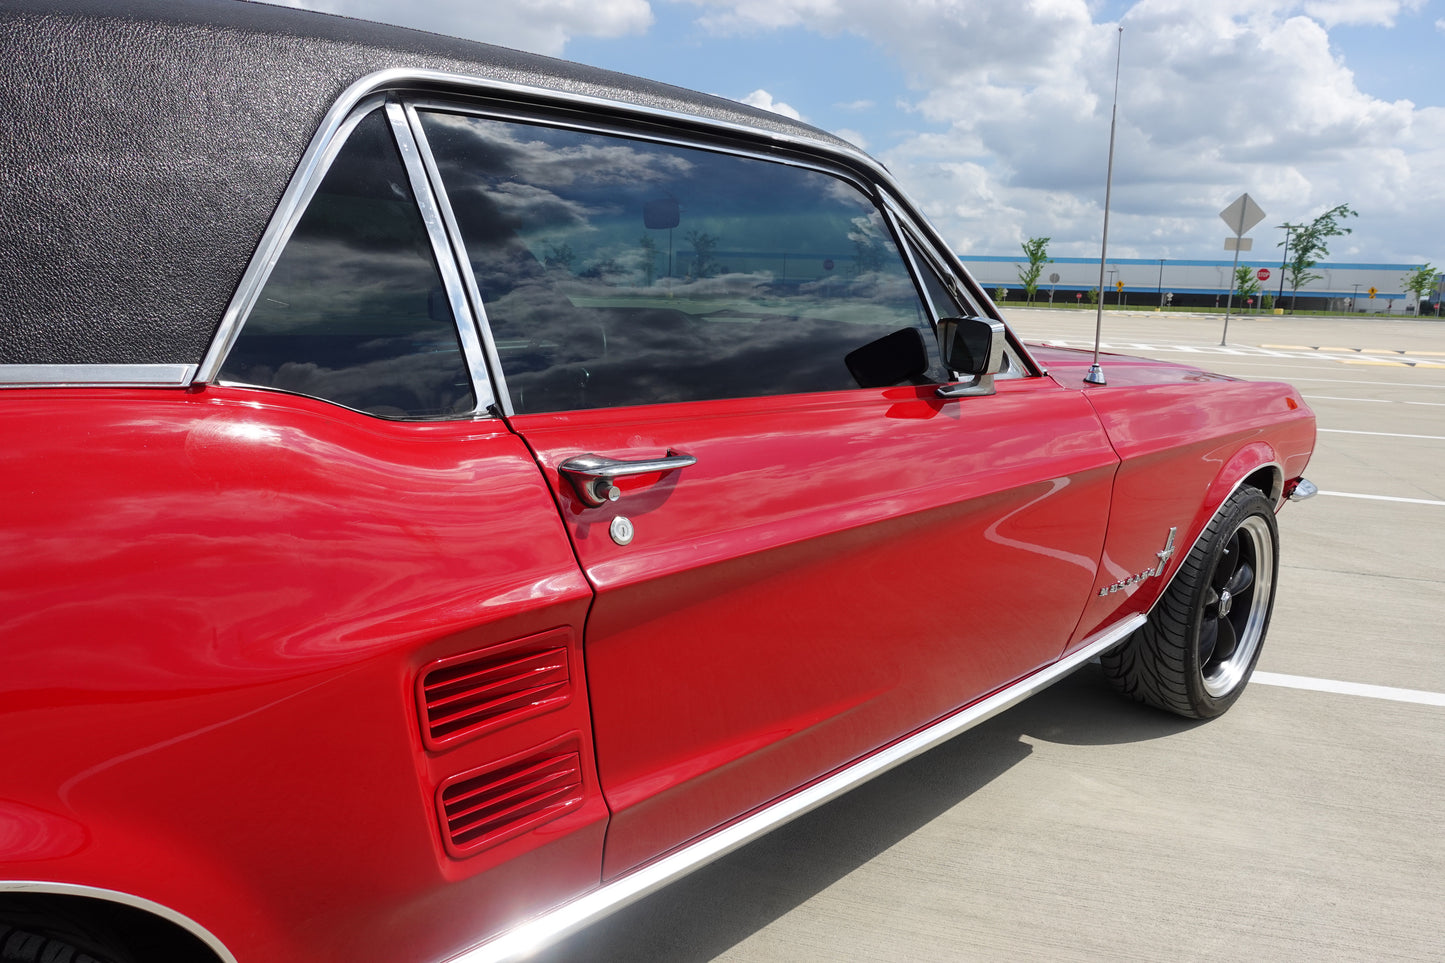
[0,0,854,365]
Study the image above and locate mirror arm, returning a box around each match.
[935,315,1006,400]
[936,373,995,399]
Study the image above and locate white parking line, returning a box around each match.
[1317,490,1445,506]
[1319,428,1445,441]
[1303,395,1445,406]
[1286,377,1445,389]
[1253,672,1445,707]
[1303,395,1392,403]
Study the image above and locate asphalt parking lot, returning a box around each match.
[539,308,1444,962]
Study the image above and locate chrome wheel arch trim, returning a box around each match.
[0,881,238,963]
[445,612,1147,963]
[1148,462,1283,606]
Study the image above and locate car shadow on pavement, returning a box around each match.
[533,665,1202,962]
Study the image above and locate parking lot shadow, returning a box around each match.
[533,665,1201,962]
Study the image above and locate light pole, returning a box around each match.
[1277,224,1292,305]
[1157,258,1165,309]
[1352,282,1360,312]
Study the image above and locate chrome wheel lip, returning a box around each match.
[1202,515,1274,698]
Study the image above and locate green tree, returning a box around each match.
[994,285,1009,301]
[1278,204,1357,313]
[638,234,659,285]
[1402,263,1438,313]
[685,230,719,279]
[1085,287,1098,305]
[1016,236,1052,305]
[1234,264,1261,307]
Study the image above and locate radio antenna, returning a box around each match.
[1086,25,1124,387]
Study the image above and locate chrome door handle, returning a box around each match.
[558,450,697,506]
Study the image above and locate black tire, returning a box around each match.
[1101,486,1279,719]
[0,917,130,963]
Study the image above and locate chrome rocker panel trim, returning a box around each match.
[448,612,1147,963]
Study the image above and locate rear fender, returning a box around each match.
[0,802,245,962]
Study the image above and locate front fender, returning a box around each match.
[1064,374,1315,648]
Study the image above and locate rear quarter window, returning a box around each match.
[220,108,475,419]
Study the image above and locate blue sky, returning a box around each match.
[266,0,1444,269]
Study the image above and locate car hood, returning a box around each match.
[1024,342,1241,388]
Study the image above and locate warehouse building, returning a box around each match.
[959,255,1439,315]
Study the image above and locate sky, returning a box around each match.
[261,0,1444,268]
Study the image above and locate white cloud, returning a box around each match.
[685,0,1444,262]
[261,0,652,55]
[1301,0,1425,28]
[739,89,804,120]
[832,127,869,149]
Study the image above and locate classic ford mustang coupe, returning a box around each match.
[0,2,1315,961]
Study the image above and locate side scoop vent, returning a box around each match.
[438,747,584,857]
[417,630,571,751]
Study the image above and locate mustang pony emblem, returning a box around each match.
[1099,527,1178,596]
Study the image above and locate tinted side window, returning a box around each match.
[221,109,475,419]
[418,110,939,414]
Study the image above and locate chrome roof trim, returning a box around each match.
[0,364,196,388]
[446,612,1147,963]
[0,881,237,963]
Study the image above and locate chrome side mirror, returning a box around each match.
[936,316,1006,399]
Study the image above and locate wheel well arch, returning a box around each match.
[1242,464,1283,505]
[0,888,231,963]
[1202,443,1284,518]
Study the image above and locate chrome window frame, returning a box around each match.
[11,68,1026,393]
[405,95,938,415]
[198,65,915,392]
[383,100,497,413]
[883,194,1041,379]
[201,95,495,418]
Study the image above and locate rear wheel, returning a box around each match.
[1101,486,1278,718]
[0,915,132,963]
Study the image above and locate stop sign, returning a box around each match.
[1257,268,1271,281]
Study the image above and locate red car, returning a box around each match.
[0,2,1315,961]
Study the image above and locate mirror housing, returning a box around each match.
[845,327,929,389]
[936,316,1007,398]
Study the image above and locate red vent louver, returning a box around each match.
[417,630,572,751]
[438,747,584,857]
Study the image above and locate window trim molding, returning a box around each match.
[384,100,497,414]
[198,67,1041,401]
[406,96,903,417]
[0,364,197,389]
